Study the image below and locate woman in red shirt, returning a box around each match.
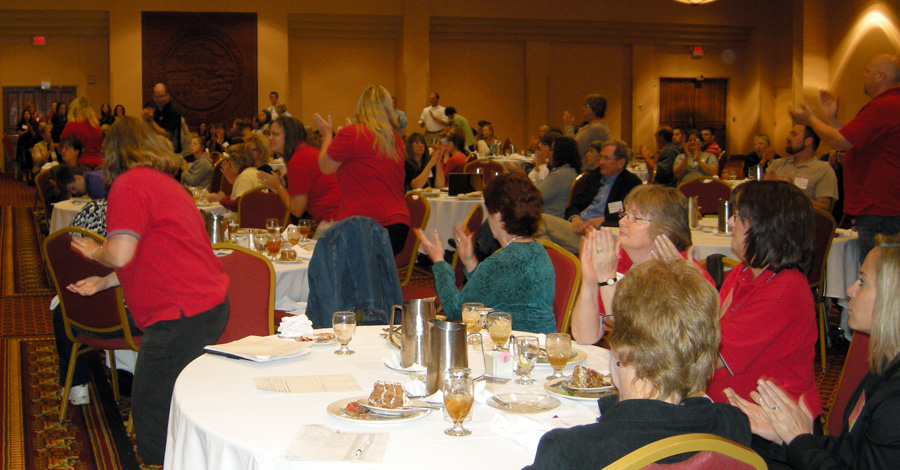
[60,97,104,168]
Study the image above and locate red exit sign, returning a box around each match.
[33,36,45,46]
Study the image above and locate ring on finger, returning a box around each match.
[772,405,779,411]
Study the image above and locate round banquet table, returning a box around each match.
[165,326,610,470]
[49,198,90,233]
[421,193,485,251]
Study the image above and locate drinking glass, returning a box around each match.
[225,214,240,243]
[487,312,512,351]
[461,303,484,344]
[545,333,572,379]
[442,368,474,437]
[190,186,201,202]
[265,232,282,259]
[265,218,282,235]
[298,219,312,241]
[476,307,493,333]
[513,336,540,385]
[251,230,268,254]
[285,226,301,246]
[332,311,357,355]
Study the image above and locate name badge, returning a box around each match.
[793,177,809,190]
[608,201,623,214]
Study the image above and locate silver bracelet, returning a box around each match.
[91,245,102,261]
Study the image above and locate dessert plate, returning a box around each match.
[327,397,431,423]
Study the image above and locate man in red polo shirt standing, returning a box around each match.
[790,53,900,261]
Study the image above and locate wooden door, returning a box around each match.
[659,78,727,151]
[3,86,77,135]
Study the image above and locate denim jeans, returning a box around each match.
[132,300,228,465]
[855,215,900,262]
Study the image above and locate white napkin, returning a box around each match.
[403,380,428,398]
[281,224,297,240]
[488,406,599,453]
[275,297,307,314]
[291,244,314,260]
[425,380,489,404]
[383,350,426,372]
[277,314,314,337]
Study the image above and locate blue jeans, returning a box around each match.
[855,215,900,262]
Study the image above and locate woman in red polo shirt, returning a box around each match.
[313,85,410,254]
[60,97,104,168]
[70,117,229,466]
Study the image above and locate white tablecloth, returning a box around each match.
[421,193,485,250]
[165,326,609,470]
[49,199,88,233]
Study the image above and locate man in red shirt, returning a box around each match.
[700,127,722,158]
[791,53,900,260]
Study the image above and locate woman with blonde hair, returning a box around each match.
[313,85,410,254]
[60,97,104,168]
[726,234,900,469]
[206,133,271,210]
[70,117,229,465]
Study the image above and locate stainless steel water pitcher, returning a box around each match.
[389,298,436,368]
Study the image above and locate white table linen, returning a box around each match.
[49,199,86,233]
[421,193,485,252]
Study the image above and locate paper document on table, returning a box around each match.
[283,424,388,462]
[204,335,312,362]
[254,374,362,393]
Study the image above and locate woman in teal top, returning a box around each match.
[417,172,556,334]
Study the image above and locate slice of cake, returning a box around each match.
[570,365,610,388]
[368,381,409,409]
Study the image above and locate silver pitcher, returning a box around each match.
[717,199,732,234]
[426,320,469,396]
[687,196,701,229]
[203,210,226,243]
[389,298,436,368]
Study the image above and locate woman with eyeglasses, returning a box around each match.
[570,184,714,345]
[673,130,718,185]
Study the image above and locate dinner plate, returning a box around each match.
[327,397,431,423]
[487,393,560,414]
[273,258,305,264]
[544,377,617,401]
[534,348,587,367]
[356,398,432,416]
[296,333,337,346]
[560,379,615,394]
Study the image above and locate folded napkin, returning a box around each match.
[277,314,314,337]
[383,350,426,373]
[488,406,599,453]
[291,244,314,259]
[425,380,489,404]
[281,224,297,241]
[275,297,307,314]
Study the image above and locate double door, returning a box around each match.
[3,86,77,135]
[659,78,727,152]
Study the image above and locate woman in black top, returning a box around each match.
[99,102,115,127]
[403,132,443,191]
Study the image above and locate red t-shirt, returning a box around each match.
[326,124,410,227]
[287,142,340,222]
[106,167,229,330]
[442,151,468,178]
[839,87,900,216]
[60,120,104,168]
[707,265,823,417]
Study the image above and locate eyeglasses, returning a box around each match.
[687,138,702,143]
[617,209,652,224]
[600,312,615,329]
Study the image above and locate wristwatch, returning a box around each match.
[598,277,618,287]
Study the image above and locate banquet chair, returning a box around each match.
[567,172,589,207]
[396,191,431,286]
[603,433,766,470]
[810,208,837,370]
[677,178,732,215]
[44,227,142,422]
[237,185,288,229]
[463,159,504,186]
[538,240,581,334]
[826,331,870,436]
[35,168,53,217]
[209,158,224,193]
[700,254,741,290]
[451,204,485,288]
[716,150,728,177]
[212,243,275,343]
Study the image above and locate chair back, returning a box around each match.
[701,254,741,290]
[538,239,581,333]
[35,168,54,215]
[452,204,485,287]
[212,243,275,343]
[827,331,870,436]
[716,150,728,177]
[463,159,505,186]
[209,158,225,193]
[238,185,288,229]
[43,227,139,350]
[677,178,732,215]
[604,433,765,470]
[809,208,836,289]
[396,191,431,285]
[567,172,589,207]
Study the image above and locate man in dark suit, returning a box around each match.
[651,126,681,187]
[535,139,643,254]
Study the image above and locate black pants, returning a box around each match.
[384,223,409,256]
[132,300,229,465]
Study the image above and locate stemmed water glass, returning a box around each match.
[225,213,240,243]
[285,226,301,246]
[442,368,474,437]
[545,333,572,380]
[513,336,540,385]
[461,303,483,345]
[487,312,512,351]
[298,219,312,241]
[332,311,356,355]
[265,217,282,235]
[265,232,282,259]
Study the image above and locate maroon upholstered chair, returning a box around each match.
[604,433,766,470]
[44,227,142,422]
[538,239,581,333]
[677,177,732,215]
[826,331,870,436]
[212,244,275,344]
[396,191,431,286]
[463,159,505,187]
[209,157,225,193]
[451,204,485,287]
[567,172,589,207]
[237,186,288,229]
[810,208,837,369]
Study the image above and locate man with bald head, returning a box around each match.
[790,54,900,260]
[143,83,183,153]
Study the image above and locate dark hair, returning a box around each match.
[550,136,582,173]
[51,165,85,198]
[445,106,457,117]
[142,99,155,110]
[584,94,607,119]
[686,130,702,142]
[477,120,490,128]
[701,127,715,136]
[673,127,686,136]
[432,92,440,100]
[732,180,814,273]
[656,126,674,143]
[802,125,821,152]
[483,172,543,237]
[540,131,562,148]
[446,133,465,153]
[100,102,112,117]
[114,104,126,116]
[258,109,272,127]
[273,116,307,162]
[405,133,427,166]
[270,91,279,98]
[60,136,83,153]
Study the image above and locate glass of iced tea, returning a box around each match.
[461,302,484,344]
[545,333,572,379]
[265,233,282,259]
[298,219,312,241]
[332,311,356,355]
[487,312,512,351]
[285,226,301,246]
[442,368,474,437]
